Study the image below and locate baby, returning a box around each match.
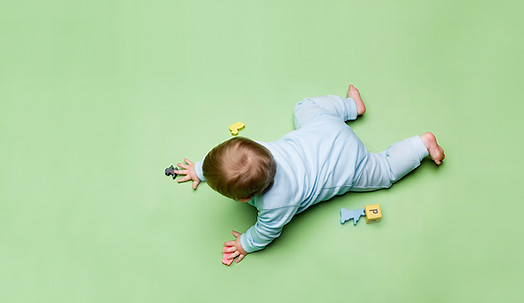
[175,84,445,264]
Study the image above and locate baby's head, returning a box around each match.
[203,137,276,201]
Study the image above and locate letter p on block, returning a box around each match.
[365,204,382,223]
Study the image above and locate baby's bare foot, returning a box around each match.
[346,84,366,115]
[421,132,445,165]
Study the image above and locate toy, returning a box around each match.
[365,204,382,223]
[222,253,235,266]
[164,165,179,179]
[340,208,365,225]
[340,204,383,226]
[229,121,245,136]
[222,246,236,266]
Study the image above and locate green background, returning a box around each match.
[1,0,523,302]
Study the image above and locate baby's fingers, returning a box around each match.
[192,180,200,190]
[177,163,189,169]
[223,246,236,253]
[236,254,245,263]
[224,240,236,247]
[226,251,240,260]
[175,169,189,176]
[177,175,191,183]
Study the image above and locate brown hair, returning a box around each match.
[202,137,276,200]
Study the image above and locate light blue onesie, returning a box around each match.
[195,95,429,253]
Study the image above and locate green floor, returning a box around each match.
[1,1,523,302]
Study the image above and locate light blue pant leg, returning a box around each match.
[351,136,429,191]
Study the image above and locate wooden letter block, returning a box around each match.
[365,204,382,223]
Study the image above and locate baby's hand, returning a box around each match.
[223,230,248,264]
[176,158,201,190]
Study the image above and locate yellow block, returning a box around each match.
[365,204,382,223]
[229,121,245,136]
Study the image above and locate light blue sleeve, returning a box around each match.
[293,95,358,129]
[194,157,206,182]
[240,206,298,253]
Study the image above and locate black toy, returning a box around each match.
[164,165,179,179]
